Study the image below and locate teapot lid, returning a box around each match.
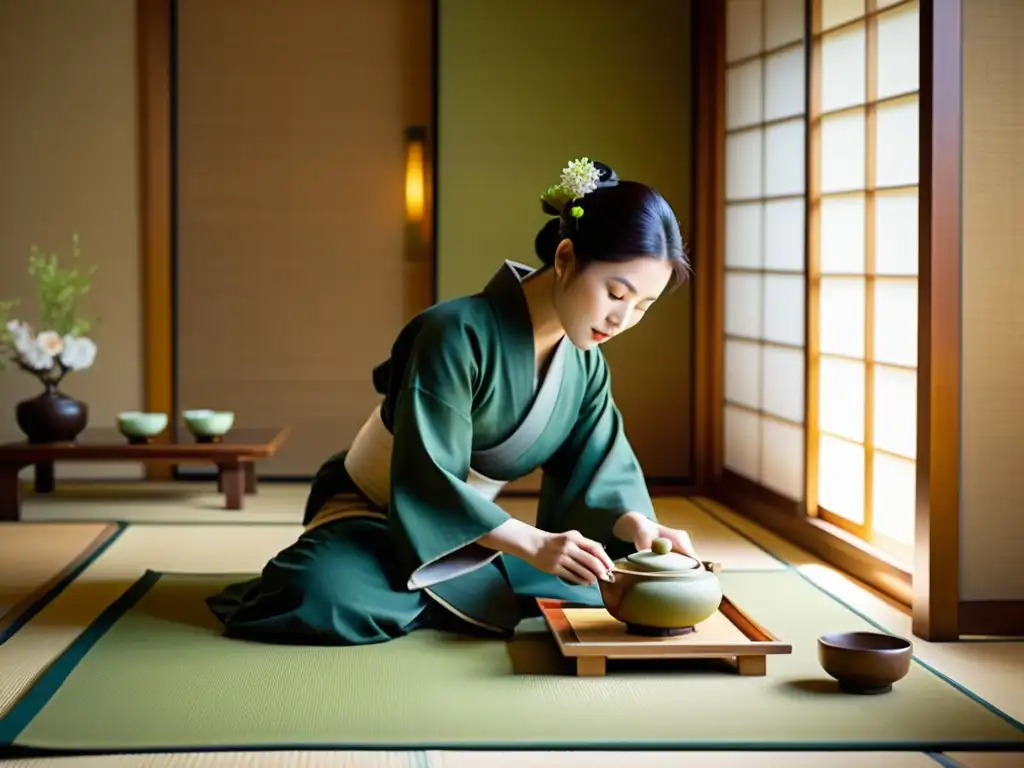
[622,537,700,573]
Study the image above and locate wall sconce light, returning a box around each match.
[404,125,427,226]
[402,125,432,317]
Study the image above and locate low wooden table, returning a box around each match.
[0,427,288,522]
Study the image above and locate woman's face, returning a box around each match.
[551,240,673,350]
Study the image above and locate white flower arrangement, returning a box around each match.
[0,233,99,388]
[541,157,602,221]
[3,321,97,381]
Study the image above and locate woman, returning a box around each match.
[207,159,697,645]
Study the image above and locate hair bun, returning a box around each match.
[534,159,625,267]
[533,218,561,266]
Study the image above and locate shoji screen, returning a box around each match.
[811,0,920,559]
[722,0,808,503]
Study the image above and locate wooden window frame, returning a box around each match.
[695,0,963,640]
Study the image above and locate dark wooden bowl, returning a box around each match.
[817,631,913,694]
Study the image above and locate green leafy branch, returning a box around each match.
[25,233,97,337]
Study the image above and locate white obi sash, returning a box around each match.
[342,404,507,509]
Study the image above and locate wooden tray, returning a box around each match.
[537,577,792,677]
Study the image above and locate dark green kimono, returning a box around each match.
[207,261,658,645]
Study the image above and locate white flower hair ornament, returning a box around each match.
[541,157,604,225]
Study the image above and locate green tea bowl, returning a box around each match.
[183,409,234,442]
[598,537,724,636]
[116,411,168,443]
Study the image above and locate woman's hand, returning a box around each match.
[478,519,613,585]
[615,511,700,560]
[525,529,615,586]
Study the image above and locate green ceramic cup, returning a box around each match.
[117,411,169,442]
[182,409,235,440]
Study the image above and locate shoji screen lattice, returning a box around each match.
[811,0,920,557]
[723,0,808,502]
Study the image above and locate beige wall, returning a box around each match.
[437,0,693,480]
[175,0,433,477]
[960,0,1024,601]
[0,0,143,480]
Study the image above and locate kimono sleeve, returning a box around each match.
[387,319,512,590]
[537,352,657,547]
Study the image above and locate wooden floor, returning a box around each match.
[0,481,1021,767]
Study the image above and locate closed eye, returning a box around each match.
[608,292,625,301]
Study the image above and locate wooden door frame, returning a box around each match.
[692,0,967,640]
[914,0,962,641]
[137,0,174,482]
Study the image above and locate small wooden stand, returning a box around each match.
[537,568,792,677]
[0,427,288,521]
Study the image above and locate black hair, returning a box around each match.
[533,161,690,287]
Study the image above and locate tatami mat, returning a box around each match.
[19,482,304,524]
[0,486,1020,767]
[0,524,300,718]
[0,522,121,644]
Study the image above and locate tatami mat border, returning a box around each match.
[0,522,127,648]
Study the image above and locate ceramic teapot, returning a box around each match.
[598,537,723,636]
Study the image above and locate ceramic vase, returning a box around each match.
[15,384,88,443]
